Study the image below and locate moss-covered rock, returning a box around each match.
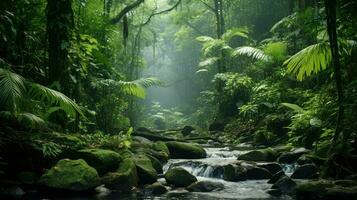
[101,158,138,191]
[165,167,197,187]
[153,141,170,156]
[39,159,100,191]
[271,176,296,194]
[145,154,163,174]
[165,142,206,159]
[296,180,357,200]
[238,148,277,162]
[70,149,122,175]
[133,154,157,184]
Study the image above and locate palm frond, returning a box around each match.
[222,27,250,42]
[0,68,26,112]
[199,57,219,67]
[232,46,270,62]
[284,42,331,81]
[97,77,162,99]
[17,112,47,129]
[28,83,84,118]
[281,103,304,113]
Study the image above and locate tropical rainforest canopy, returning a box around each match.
[0,0,357,199]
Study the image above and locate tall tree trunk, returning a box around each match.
[46,0,74,91]
[213,0,226,73]
[324,0,344,148]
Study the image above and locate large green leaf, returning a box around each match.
[284,43,331,81]
[0,68,26,112]
[232,46,270,62]
[28,83,84,118]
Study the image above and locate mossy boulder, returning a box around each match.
[271,176,296,194]
[153,141,170,156]
[70,149,122,175]
[145,154,163,174]
[133,154,157,184]
[238,148,277,162]
[101,158,138,191]
[164,167,197,187]
[165,142,206,159]
[39,159,100,191]
[296,180,357,200]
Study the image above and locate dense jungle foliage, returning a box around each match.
[0,0,357,199]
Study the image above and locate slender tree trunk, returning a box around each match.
[324,0,344,148]
[46,0,74,91]
[213,0,226,73]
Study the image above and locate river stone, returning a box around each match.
[70,148,122,175]
[133,154,157,184]
[268,171,286,184]
[39,159,100,191]
[165,142,206,159]
[187,181,224,192]
[291,164,318,179]
[278,147,310,164]
[271,176,296,194]
[245,166,272,180]
[238,148,277,162]
[101,158,138,191]
[164,167,197,187]
[146,182,168,195]
[258,163,282,175]
[223,164,247,181]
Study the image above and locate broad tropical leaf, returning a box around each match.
[284,43,331,81]
[281,103,304,113]
[28,83,84,118]
[0,68,26,112]
[232,46,270,62]
[222,27,250,42]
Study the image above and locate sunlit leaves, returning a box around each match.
[281,103,304,113]
[284,43,331,81]
[232,46,270,62]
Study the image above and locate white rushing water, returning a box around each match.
[161,146,295,200]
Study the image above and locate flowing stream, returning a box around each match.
[155,145,294,200]
[53,145,296,200]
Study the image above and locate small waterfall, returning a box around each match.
[281,163,298,175]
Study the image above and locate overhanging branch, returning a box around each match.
[141,0,182,25]
[111,0,145,24]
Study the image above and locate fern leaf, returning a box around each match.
[28,83,84,118]
[196,36,214,43]
[232,46,270,62]
[284,43,331,81]
[0,68,26,112]
[222,27,250,42]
